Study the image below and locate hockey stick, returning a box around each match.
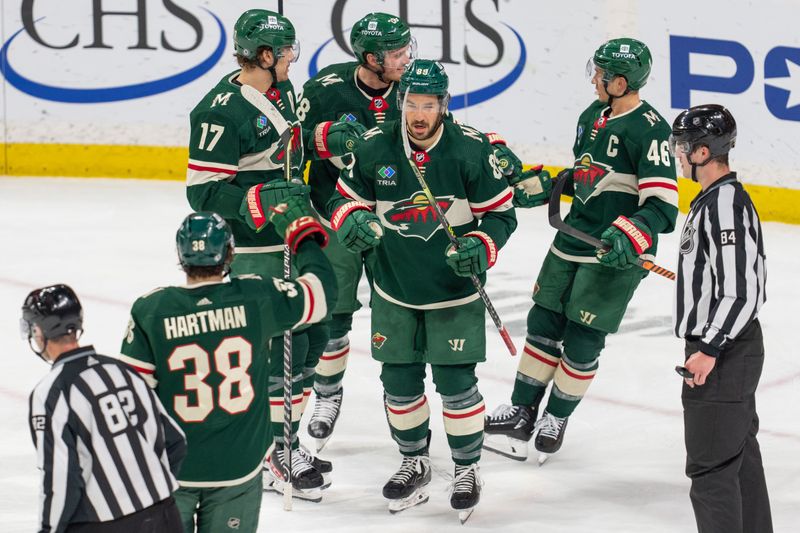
[547,170,676,281]
[240,83,294,510]
[400,89,517,356]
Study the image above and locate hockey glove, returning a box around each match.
[486,132,523,178]
[597,216,652,270]
[269,196,329,253]
[331,201,383,253]
[445,232,498,277]
[240,181,310,232]
[313,119,368,159]
[510,166,552,208]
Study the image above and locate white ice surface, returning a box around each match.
[0,177,797,532]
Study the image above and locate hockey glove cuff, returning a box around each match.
[445,231,497,277]
[597,216,652,270]
[331,201,383,253]
[511,167,552,208]
[314,120,368,159]
[270,196,329,253]
[240,181,310,232]
[487,132,523,179]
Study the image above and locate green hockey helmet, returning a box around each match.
[350,12,415,65]
[233,9,299,62]
[588,37,652,91]
[399,59,449,96]
[176,212,234,268]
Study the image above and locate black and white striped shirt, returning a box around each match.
[28,346,186,532]
[673,173,767,355]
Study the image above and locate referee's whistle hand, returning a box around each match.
[684,350,717,388]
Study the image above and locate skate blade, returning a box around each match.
[537,452,550,466]
[458,508,475,524]
[263,478,323,503]
[315,436,332,453]
[482,434,529,461]
[387,489,430,514]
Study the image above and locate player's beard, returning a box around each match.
[407,115,443,142]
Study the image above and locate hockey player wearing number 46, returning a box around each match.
[327,59,517,522]
[484,38,679,463]
[118,205,336,532]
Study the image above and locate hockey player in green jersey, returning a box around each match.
[118,203,336,531]
[327,59,517,521]
[296,11,416,450]
[298,12,539,450]
[484,38,679,463]
[185,9,362,496]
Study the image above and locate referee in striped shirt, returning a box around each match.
[670,105,772,533]
[22,284,187,533]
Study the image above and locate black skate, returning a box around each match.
[308,388,342,452]
[533,410,569,466]
[450,464,483,524]
[297,444,332,488]
[482,404,537,461]
[382,455,432,514]
[263,444,325,502]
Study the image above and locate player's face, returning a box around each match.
[275,48,295,82]
[591,67,609,102]
[404,93,442,140]
[381,43,415,82]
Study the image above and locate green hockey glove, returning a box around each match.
[488,136,523,179]
[331,201,383,253]
[445,231,498,277]
[269,196,328,252]
[313,119,368,159]
[597,216,652,270]
[510,166,552,208]
[240,181,310,232]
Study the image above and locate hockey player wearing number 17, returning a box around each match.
[484,38,679,463]
[327,60,517,521]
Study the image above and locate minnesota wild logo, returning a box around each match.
[384,191,454,241]
[572,153,613,204]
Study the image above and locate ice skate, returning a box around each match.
[482,404,537,461]
[298,443,332,488]
[263,444,325,502]
[533,410,569,466]
[450,463,482,524]
[382,455,432,514]
[308,388,343,452]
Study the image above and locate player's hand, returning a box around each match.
[335,206,383,252]
[490,140,523,179]
[314,119,368,158]
[683,350,717,388]
[510,166,552,208]
[597,216,652,270]
[240,181,310,232]
[445,233,497,277]
[269,196,328,252]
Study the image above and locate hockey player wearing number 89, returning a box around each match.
[327,60,517,520]
[119,205,336,530]
[484,38,679,463]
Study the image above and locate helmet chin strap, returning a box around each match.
[689,151,715,182]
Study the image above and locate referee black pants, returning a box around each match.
[682,320,772,533]
[65,496,182,533]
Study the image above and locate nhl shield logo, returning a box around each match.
[384,191,454,241]
[680,223,696,254]
[372,332,387,349]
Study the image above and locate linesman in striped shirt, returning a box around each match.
[22,284,186,533]
[670,104,772,533]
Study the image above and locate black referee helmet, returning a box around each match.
[21,284,83,357]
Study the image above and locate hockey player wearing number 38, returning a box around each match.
[327,59,517,523]
[119,204,336,532]
[484,38,679,464]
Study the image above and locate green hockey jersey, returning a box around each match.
[554,100,678,259]
[187,72,303,253]
[328,120,517,308]
[118,273,328,486]
[298,62,402,221]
